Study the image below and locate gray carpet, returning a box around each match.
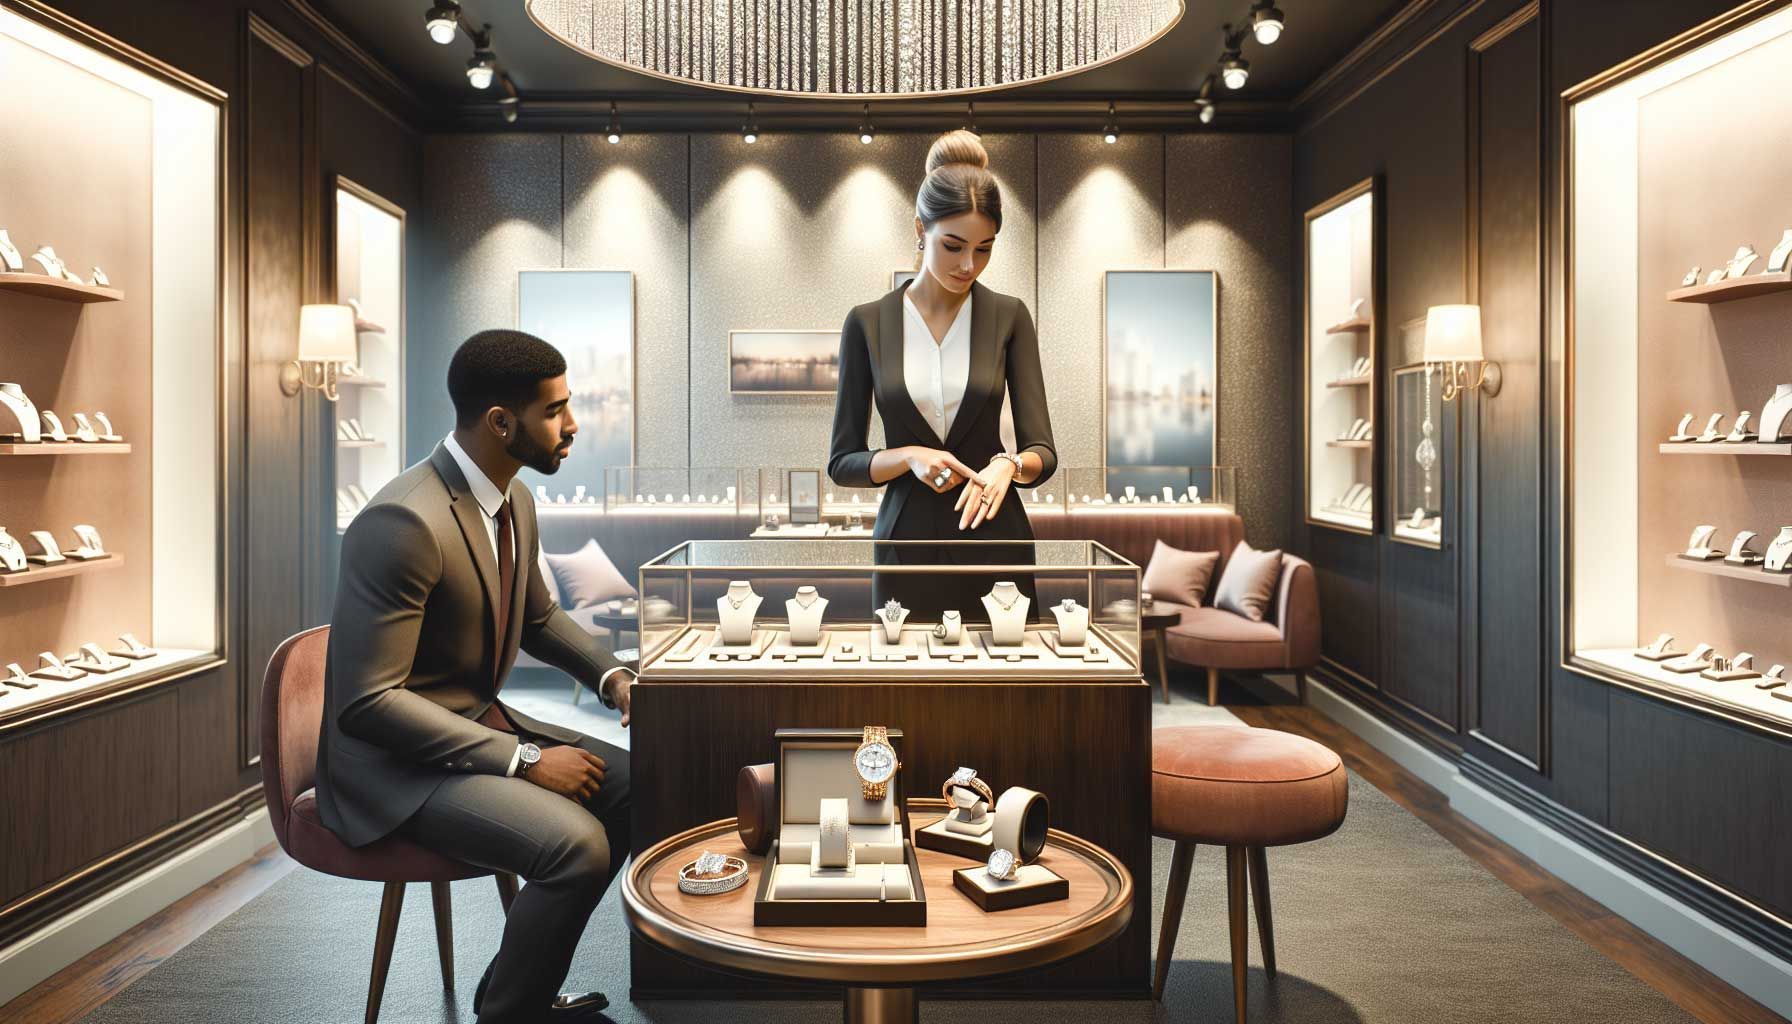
[79,675,1697,1023]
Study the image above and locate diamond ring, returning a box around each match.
[943,766,994,805]
[986,847,1018,881]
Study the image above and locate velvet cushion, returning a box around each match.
[1212,541,1283,622]
[546,538,635,609]
[1165,608,1286,669]
[1142,539,1220,607]
[1150,725,1348,846]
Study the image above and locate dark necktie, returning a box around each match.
[493,500,515,687]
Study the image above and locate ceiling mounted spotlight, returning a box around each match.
[424,1,461,44]
[465,27,496,89]
[498,94,518,124]
[1220,49,1250,90]
[741,102,759,144]
[605,101,621,143]
[1250,1,1286,45]
[858,104,874,145]
[1196,98,1216,125]
[1102,101,1120,144]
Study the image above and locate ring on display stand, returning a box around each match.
[985,848,1018,881]
[942,766,994,806]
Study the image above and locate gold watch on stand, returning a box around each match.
[853,725,899,800]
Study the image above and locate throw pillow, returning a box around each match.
[1141,539,1220,607]
[545,538,635,610]
[1212,541,1284,622]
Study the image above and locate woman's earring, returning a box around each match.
[916,239,923,250]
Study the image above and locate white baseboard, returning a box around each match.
[0,807,275,1008]
[1310,680,1792,1019]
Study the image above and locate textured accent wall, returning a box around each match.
[416,132,1293,546]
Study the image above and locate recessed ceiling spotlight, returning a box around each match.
[605,101,621,143]
[424,1,461,45]
[1250,1,1285,45]
[859,103,874,145]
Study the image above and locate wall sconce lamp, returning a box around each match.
[1423,303,1501,400]
[282,304,358,402]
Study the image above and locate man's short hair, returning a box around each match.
[447,329,567,428]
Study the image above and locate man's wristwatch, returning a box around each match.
[516,742,543,775]
[853,725,899,800]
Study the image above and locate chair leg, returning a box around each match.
[1155,630,1171,704]
[571,676,583,706]
[1247,846,1277,977]
[495,872,519,914]
[1295,671,1308,706]
[1225,846,1249,1024]
[1152,840,1197,1001]
[1207,667,1221,707]
[429,881,455,991]
[365,881,406,1024]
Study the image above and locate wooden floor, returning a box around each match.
[2,683,1782,1024]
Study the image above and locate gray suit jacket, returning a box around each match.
[315,443,626,848]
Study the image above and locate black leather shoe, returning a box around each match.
[472,957,610,1020]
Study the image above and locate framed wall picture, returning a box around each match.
[517,269,635,501]
[728,329,841,394]
[787,469,822,524]
[1102,269,1219,497]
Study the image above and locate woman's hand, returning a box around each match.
[904,447,987,495]
[955,456,1017,530]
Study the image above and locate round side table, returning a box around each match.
[622,816,1133,1023]
[1140,609,1182,704]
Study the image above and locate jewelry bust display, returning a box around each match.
[936,609,962,643]
[0,528,27,572]
[1049,598,1089,647]
[1760,385,1792,443]
[0,229,21,271]
[715,580,762,644]
[981,581,1030,646]
[1727,243,1760,279]
[1765,526,1792,572]
[785,586,828,645]
[875,598,908,643]
[0,384,41,442]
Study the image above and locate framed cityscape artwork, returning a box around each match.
[516,268,635,500]
[728,329,841,394]
[1102,269,1219,496]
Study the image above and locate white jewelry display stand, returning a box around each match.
[1725,530,1762,565]
[0,230,21,272]
[1757,665,1787,691]
[1683,525,1721,560]
[1667,413,1696,442]
[874,599,908,643]
[1770,230,1792,273]
[39,411,68,442]
[1682,267,1701,286]
[1726,411,1757,442]
[981,582,1030,647]
[0,528,27,572]
[1693,413,1725,443]
[1765,527,1792,572]
[1727,244,1760,278]
[110,633,157,660]
[944,788,993,837]
[0,384,41,442]
[66,524,107,560]
[1047,599,1089,648]
[716,581,762,645]
[27,530,65,565]
[93,412,123,441]
[1702,652,1760,682]
[1759,385,1792,442]
[785,587,828,645]
[1662,643,1716,674]
[70,412,99,443]
[1706,268,1728,285]
[993,787,1049,864]
[31,652,84,681]
[1635,633,1676,661]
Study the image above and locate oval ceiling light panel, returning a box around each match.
[526,0,1184,98]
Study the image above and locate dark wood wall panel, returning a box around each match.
[1310,533,1378,684]
[241,23,314,768]
[0,694,180,906]
[177,667,241,820]
[1471,16,1544,766]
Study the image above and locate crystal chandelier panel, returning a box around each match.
[527,0,1182,97]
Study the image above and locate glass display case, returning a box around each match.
[333,178,404,533]
[0,8,224,724]
[1566,4,1792,733]
[635,539,1142,680]
[1059,466,1237,512]
[601,466,748,515]
[1390,365,1444,548]
[1305,179,1378,534]
[756,467,879,536]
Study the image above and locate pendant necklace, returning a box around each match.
[989,587,1021,611]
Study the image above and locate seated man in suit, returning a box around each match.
[316,329,634,1023]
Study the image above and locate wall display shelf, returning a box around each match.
[1304,179,1378,535]
[605,467,751,515]
[1567,6,1792,736]
[1665,269,1792,304]
[1058,466,1235,513]
[0,8,225,727]
[0,275,123,304]
[0,441,131,455]
[1390,364,1444,548]
[332,178,405,535]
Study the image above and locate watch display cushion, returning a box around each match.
[1212,541,1284,623]
[1142,539,1220,608]
[770,862,915,901]
[776,822,906,865]
[545,538,636,609]
[781,745,895,825]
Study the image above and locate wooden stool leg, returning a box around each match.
[1155,630,1171,704]
[1225,846,1249,1024]
[365,881,406,1024]
[495,872,519,914]
[1247,846,1276,977]
[429,881,455,990]
[1152,840,1197,1001]
[1207,667,1220,707]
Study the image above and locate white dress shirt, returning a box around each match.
[902,289,973,441]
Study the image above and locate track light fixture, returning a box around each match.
[858,104,875,145]
[1249,1,1285,45]
[741,102,759,144]
[465,26,496,89]
[1220,40,1250,90]
[605,101,621,143]
[424,1,462,44]
[1196,98,1216,125]
[1102,102,1119,144]
[498,94,518,124]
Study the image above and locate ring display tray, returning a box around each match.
[913,806,997,861]
[952,862,1069,912]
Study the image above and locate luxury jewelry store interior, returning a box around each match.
[5,1,1792,1022]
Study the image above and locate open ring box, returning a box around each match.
[752,728,926,926]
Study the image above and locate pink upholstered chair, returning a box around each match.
[1162,552,1321,706]
[259,626,519,1024]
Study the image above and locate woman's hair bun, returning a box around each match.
[925,129,989,175]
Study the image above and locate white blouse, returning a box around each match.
[901,288,973,441]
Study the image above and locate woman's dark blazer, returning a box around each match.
[828,278,1057,620]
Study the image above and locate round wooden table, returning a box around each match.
[622,814,1133,1023]
[1141,609,1182,704]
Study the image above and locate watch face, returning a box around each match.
[520,743,542,765]
[855,742,897,784]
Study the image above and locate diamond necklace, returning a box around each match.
[988,586,1021,611]
[726,589,754,610]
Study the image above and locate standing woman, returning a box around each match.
[828,130,1057,617]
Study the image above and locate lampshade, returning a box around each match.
[297,304,358,363]
[1423,304,1483,363]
